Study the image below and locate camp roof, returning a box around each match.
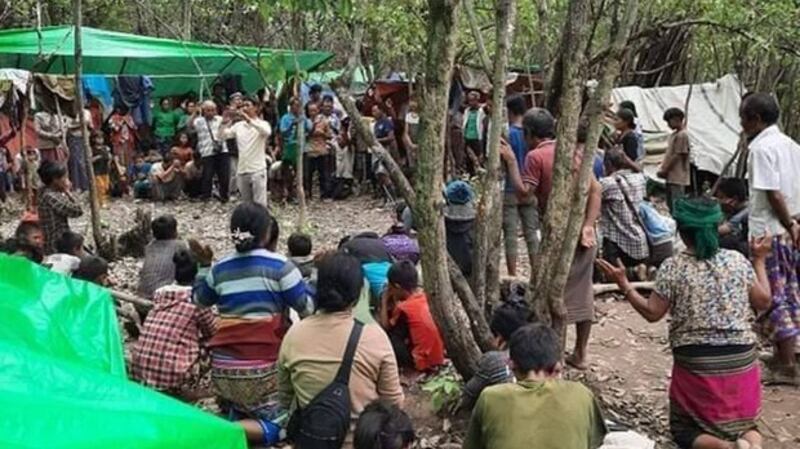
[0,26,333,95]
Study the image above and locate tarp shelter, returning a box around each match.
[0,26,333,97]
[0,254,247,449]
[611,74,745,175]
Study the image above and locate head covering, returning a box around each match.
[673,198,723,260]
[444,180,476,221]
[229,92,243,101]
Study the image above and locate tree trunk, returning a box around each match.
[290,12,307,231]
[73,0,107,257]
[182,0,192,41]
[413,0,482,379]
[528,0,593,342]
[471,0,517,309]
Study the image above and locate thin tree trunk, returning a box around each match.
[73,0,106,257]
[182,0,192,41]
[414,0,481,379]
[290,12,307,230]
[536,0,551,106]
[463,0,491,75]
[472,0,517,308]
[528,0,593,340]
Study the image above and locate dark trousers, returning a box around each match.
[200,153,230,201]
[303,154,333,199]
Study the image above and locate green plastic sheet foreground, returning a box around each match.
[0,254,247,449]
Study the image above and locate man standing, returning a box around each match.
[279,98,310,203]
[658,107,690,212]
[221,97,271,208]
[189,100,230,203]
[500,108,601,371]
[152,98,183,155]
[502,95,539,276]
[462,91,486,173]
[741,93,800,385]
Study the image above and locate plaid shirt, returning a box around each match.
[131,285,217,390]
[38,187,83,254]
[193,115,224,158]
[599,171,649,260]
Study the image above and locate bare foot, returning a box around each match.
[565,354,588,371]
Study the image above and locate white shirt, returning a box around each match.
[748,124,800,237]
[43,254,81,275]
[192,116,224,158]
[221,119,271,174]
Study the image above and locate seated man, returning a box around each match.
[461,301,529,410]
[137,215,188,299]
[73,255,110,286]
[43,231,85,275]
[150,153,184,201]
[379,261,445,372]
[464,323,607,449]
[287,232,315,280]
[715,177,749,256]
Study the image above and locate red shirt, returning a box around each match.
[390,291,445,371]
[521,139,582,215]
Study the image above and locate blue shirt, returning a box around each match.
[374,117,394,139]
[505,124,527,193]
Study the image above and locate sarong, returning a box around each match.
[565,244,596,324]
[669,344,761,449]
[762,236,800,342]
[211,353,285,425]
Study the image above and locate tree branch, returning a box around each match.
[463,0,492,76]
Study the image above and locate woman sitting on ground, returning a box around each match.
[277,252,404,444]
[192,202,312,446]
[597,197,772,449]
[354,400,415,449]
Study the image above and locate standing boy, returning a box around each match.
[37,161,83,255]
[658,107,691,212]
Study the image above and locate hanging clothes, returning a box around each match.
[82,75,114,119]
[36,74,77,101]
[114,76,154,127]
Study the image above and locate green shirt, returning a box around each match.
[152,108,184,139]
[464,380,607,449]
[464,109,481,140]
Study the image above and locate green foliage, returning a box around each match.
[421,370,463,414]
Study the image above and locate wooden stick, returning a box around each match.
[110,288,153,310]
[593,281,654,295]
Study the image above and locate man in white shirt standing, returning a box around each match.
[742,92,800,385]
[221,96,271,208]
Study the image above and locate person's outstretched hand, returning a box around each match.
[750,234,773,260]
[596,258,629,289]
[580,225,597,248]
[189,239,214,267]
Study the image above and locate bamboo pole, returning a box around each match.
[73,0,105,255]
[110,288,153,310]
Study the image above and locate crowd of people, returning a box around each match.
[1,83,799,449]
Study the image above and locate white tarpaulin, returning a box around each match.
[611,74,745,175]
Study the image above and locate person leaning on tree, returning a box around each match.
[500,107,601,371]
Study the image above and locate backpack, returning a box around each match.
[287,320,364,449]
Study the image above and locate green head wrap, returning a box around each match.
[673,197,723,260]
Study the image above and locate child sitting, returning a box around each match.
[354,400,416,449]
[43,231,85,275]
[287,232,314,279]
[464,324,607,449]
[131,154,152,199]
[73,255,110,286]
[5,221,45,263]
[461,301,529,410]
[131,249,217,400]
[379,260,445,372]
[138,215,187,299]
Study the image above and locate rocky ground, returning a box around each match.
[2,193,798,448]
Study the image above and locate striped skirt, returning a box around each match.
[211,352,284,424]
[669,344,761,449]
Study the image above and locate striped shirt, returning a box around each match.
[193,248,313,361]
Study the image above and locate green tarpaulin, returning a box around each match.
[0,254,247,449]
[0,26,333,96]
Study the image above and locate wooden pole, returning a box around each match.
[73,0,105,255]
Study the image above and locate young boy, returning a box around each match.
[138,215,187,299]
[91,133,112,207]
[461,302,530,410]
[43,231,85,275]
[131,249,216,400]
[464,324,607,449]
[379,260,445,372]
[287,232,314,279]
[37,161,83,254]
[131,154,152,199]
[6,221,45,263]
[73,255,110,286]
[715,177,749,256]
[658,107,691,212]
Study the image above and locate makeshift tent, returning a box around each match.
[0,26,333,97]
[611,74,745,175]
[0,254,247,449]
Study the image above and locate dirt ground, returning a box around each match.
[2,193,798,448]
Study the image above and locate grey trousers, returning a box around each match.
[502,192,540,264]
[237,168,268,208]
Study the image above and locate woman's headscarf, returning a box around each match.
[673,197,723,260]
